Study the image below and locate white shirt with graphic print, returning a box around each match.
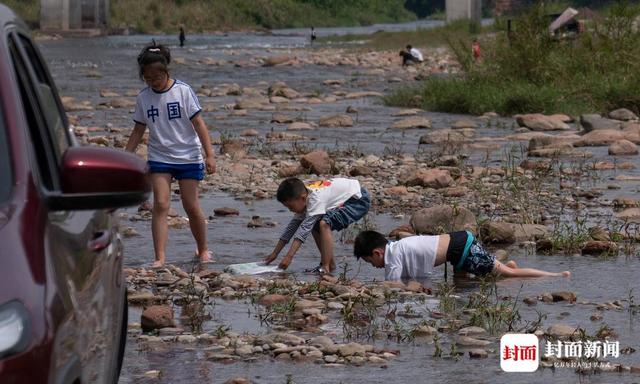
[133,79,203,164]
[385,235,439,281]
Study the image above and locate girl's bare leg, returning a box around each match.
[178,178,210,262]
[151,173,172,267]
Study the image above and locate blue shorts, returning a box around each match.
[320,188,371,231]
[455,232,496,276]
[148,161,205,181]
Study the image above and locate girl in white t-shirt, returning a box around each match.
[125,42,216,267]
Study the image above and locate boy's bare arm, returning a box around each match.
[264,240,286,264]
[278,239,303,270]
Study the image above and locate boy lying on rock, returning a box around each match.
[354,230,570,281]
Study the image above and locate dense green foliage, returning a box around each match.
[386,1,640,116]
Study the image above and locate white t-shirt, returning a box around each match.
[410,48,423,62]
[133,79,203,164]
[306,178,362,216]
[385,235,439,281]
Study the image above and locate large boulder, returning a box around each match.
[403,169,453,189]
[516,114,570,131]
[419,129,469,144]
[480,222,549,244]
[609,108,638,121]
[390,116,432,130]
[263,55,292,66]
[141,305,175,332]
[580,114,621,132]
[410,205,477,234]
[300,150,333,175]
[319,114,354,127]
[574,129,626,147]
[608,139,638,155]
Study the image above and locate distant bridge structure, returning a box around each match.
[40,0,108,32]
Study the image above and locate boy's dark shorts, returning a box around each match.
[148,160,205,181]
[321,188,370,231]
[456,232,496,276]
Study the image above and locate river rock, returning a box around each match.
[403,169,453,189]
[516,114,570,131]
[546,324,579,338]
[294,299,326,311]
[458,326,487,336]
[580,114,621,132]
[575,130,627,147]
[581,241,618,255]
[100,89,120,97]
[274,87,300,99]
[319,114,354,127]
[413,325,437,336]
[288,122,315,131]
[391,116,432,130]
[141,305,175,332]
[551,291,577,303]
[480,221,516,244]
[391,108,422,116]
[456,336,491,347]
[609,140,638,155]
[309,336,335,349]
[259,294,288,306]
[468,349,488,359]
[263,55,292,66]
[300,150,332,175]
[410,205,476,234]
[349,165,372,177]
[613,197,640,208]
[452,119,477,129]
[214,207,239,216]
[224,378,251,384]
[271,114,295,124]
[338,343,366,357]
[609,108,638,121]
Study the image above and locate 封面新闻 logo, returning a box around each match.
[501,333,540,372]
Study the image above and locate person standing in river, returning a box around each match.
[310,26,316,44]
[125,42,216,267]
[179,27,186,47]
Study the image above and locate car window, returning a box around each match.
[9,34,58,190]
[0,113,11,203]
[17,35,69,161]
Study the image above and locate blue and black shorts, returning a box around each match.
[320,188,371,232]
[148,160,205,181]
[447,230,496,276]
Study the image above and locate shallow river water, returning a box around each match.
[37,21,640,384]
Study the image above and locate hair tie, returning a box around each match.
[148,48,161,52]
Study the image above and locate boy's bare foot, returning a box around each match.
[505,260,518,268]
[151,260,164,268]
[561,271,571,278]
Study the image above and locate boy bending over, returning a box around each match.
[264,178,370,273]
[354,230,570,280]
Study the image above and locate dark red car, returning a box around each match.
[0,4,149,383]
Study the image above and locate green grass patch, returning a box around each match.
[320,19,491,50]
[386,1,640,116]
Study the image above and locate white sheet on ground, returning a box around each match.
[225,262,282,275]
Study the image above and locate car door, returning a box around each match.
[8,31,123,383]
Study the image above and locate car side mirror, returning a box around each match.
[46,146,150,211]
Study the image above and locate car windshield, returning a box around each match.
[0,112,11,203]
